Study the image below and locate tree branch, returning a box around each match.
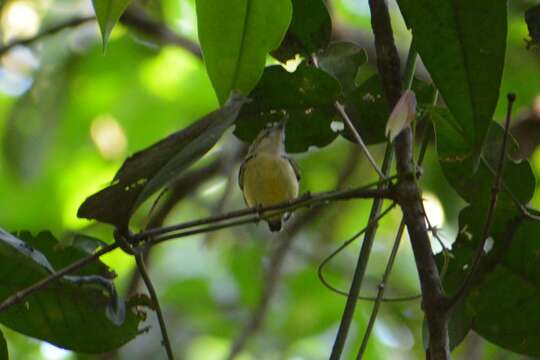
[0,16,95,56]
[135,254,175,359]
[367,1,449,359]
[0,181,396,314]
[120,7,202,59]
[447,93,516,309]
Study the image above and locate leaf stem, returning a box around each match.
[447,93,516,309]
[135,255,175,360]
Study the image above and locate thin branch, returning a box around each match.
[135,255,175,360]
[368,1,449,359]
[120,7,202,59]
[0,182,395,315]
[328,22,420,360]
[0,16,96,56]
[311,54,385,178]
[126,159,225,295]
[0,243,118,312]
[329,144,394,360]
[132,180,398,242]
[356,220,406,359]
[317,203,420,302]
[447,93,516,309]
[356,104,435,359]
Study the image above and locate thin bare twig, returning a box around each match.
[356,104,435,358]
[132,180,398,242]
[0,243,117,312]
[447,93,516,309]
[0,16,95,56]
[356,220,406,359]
[317,203,420,302]
[0,182,394,314]
[311,54,385,178]
[135,255,175,359]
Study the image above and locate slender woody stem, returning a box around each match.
[447,93,516,309]
[135,255,175,360]
[329,35,419,360]
[311,54,385,178]
[357,98,434,359]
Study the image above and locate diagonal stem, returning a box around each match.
[135,255,175,360]
[356,99,434,359]
[447,93,516,309]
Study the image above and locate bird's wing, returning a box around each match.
[283,155,301,181]
[238,154,254,190]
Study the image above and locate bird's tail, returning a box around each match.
[267,218,282,232]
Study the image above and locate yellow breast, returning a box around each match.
[242,153,299,208]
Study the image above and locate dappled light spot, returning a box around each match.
[2,1,40,42]
[422,192,445,229]
[139,47,198,101]
[282,54,303,73]
[40,341,71,360]
[483,237,494,253]
[201,177,227,198]
[330,120,344,132]
[90,114,128,160]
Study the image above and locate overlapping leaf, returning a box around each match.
[317,42,367,94]
[0,230,147,353]
[439,206,540,356]
[431,108,535,208]
[234,64,340,153]
[397,0,507,157]
[78,94,247,227]
[196,0,292,104]
[272,0,332,62]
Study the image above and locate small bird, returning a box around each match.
[238,123,300,232]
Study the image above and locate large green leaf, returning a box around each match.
[234,64,340,153]
[439,205,540,356]
[271,0,332,62]
[196,0,292,104]
[397,0,507,156]
[0,330,6,360]
[92,0,133,48]
[0,230,147,353]
[431,107,535,208]
[316,42,367,94]
[78,94,247,227]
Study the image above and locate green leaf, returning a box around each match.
[396,0,507,156]
[342,74,435,145]
[526,4,540,49]
[92,0,132,49]
[316,42,367,94]
[78,94,247,227]
[234,64,340,153]
[431,107,535,208]
[0,330,7,360]
[271,0,332,62]
[439,206,540,356]
[196,0,292,104]
[0,230,147,353]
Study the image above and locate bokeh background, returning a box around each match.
[1,0,540,359]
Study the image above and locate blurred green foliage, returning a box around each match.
[0,0,539,359]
